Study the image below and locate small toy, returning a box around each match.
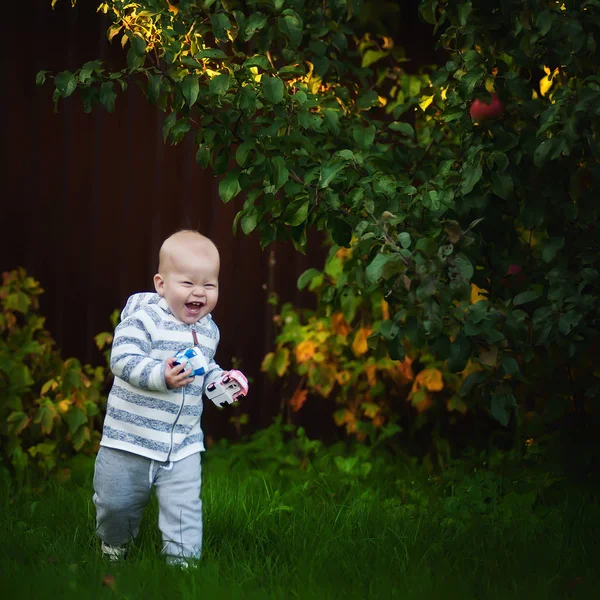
[205,370,248,407]
[172,346,209,377]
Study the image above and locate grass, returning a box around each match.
[0,444,598,600]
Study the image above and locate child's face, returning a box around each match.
[153,242,220,325]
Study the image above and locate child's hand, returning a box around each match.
[164,357,195,389]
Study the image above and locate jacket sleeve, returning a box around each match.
[110,312,168,393]
[202,322,224,394]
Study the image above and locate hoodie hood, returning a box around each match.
[120,292,162,321]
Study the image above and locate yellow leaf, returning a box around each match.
[58,400,71,414]
[167,2,179,14]
[382,36,394,50]
[484,77,495,93]
[540,67,559,96]
[362,402,380,419]
[440,86,448,100]
[413,368,444,392]
[351,327,371,357]
[295,340,316,364]
[418,95,434,111]
[381,299,390,320]
[471,283,488,304]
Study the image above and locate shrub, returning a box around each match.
[0,269,107,480]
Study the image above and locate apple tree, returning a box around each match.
[41,0,600,440]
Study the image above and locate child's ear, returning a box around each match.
[153,273,165,296]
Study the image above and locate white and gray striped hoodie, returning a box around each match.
[99,292,223,462]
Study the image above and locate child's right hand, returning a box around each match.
[164,357,195,389]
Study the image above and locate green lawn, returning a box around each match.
[1,443,598,599]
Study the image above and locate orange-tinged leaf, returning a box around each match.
[351,327,372,357]
[471,283,488,304]
[335,370,351,386]
[290,388,308,412]
[413,368,444,392]
[392,356,414,384]
[362,402,380,418]
[364,364,377,387]
[381,299,390,320]
[331,312,351,337]
[295,340,316,364]
[410,389,433,413]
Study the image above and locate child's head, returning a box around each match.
[153,230,220,324]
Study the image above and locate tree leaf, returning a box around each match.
[209,73,231,97]
[55,71,77,98]
[490,386,516,426]
[182,75,199,106]
[283,199,309,226]
[262,76,284,103]
[244,12,268,41]
[218,172,241,203]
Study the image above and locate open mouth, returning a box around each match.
[185,302,204,314]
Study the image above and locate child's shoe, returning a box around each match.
[101,541,127,561]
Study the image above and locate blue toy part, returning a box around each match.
[172,347,208,377]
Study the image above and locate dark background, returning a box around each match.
[1,1,437,440]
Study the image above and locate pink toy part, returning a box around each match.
[222,369,249,400]
[205,369,249,407]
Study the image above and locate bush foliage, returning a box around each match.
[40,1,599,438]
[0,269,107,479]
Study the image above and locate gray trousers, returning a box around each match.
[93,446,203,560]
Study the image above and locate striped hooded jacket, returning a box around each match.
[99,292,223,462]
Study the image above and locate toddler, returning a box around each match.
[93,230,247,565]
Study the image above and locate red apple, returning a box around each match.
[469,93,504,121]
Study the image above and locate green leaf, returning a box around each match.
[196,49,228,59]
[297,268,321,290]
[196,144,211,168]
[99,81,117,112]
[262,76,284,103]
[235,141,254,166]
[389,122,415,137]
[541,237,564,263]
[533,139,553,167]
[244,12,268,40]
[219,172,241,203]
[209,73,231,97]
[491,172,513,200]
[366,253,404,283]
[65,407,87,434]
[361,49,388,68]
[36,70,49,86]
[55,71,77,98]
[182,75,200,107]
[283,199,309,226]
[278,13,303,47]
[243,55,271,70]
[131,34,146,57]
[356,90,379,110]
[146,73,162,104]
[490,387,516,426]
[398,232,411,248]
[272,156,289,190]
[241,210,259,235]
[461,164,482,195]
[501,356,521,378]
[211,13,232,42]
[513,290,541,306]
[353,125,376,149]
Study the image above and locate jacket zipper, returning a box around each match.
[165,327,197,462]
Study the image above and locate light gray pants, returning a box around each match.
[93,446,202,561]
